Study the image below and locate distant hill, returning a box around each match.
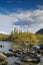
[0,31,9,35]
[36,28,43,34]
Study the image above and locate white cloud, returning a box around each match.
[0,9,43,33]
[10,9,43,24]
[12,9,43,33]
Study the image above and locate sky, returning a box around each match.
[0,0,43,34]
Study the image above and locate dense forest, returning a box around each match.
[0,28,43,46]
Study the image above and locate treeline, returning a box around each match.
[0,28,43,45]
[8,28,43,45]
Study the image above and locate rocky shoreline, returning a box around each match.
[0,46,43,65]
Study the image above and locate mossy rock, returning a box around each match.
[0,53,7,65]
[2,61,8,65]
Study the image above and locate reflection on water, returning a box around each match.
[0,41,43,65]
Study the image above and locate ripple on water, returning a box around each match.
[7,57,19,65]
[38,57,43,65]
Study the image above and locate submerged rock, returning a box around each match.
[15,61,26,65]
[3,52,15,57]
[0,45,5,48]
